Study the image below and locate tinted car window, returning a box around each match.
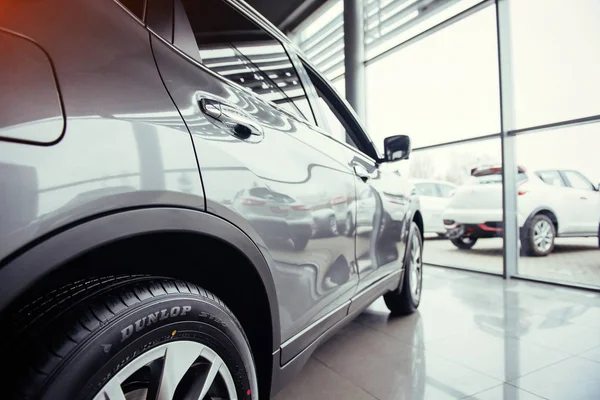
[313,89,359,150]
[563,171,595,191]
[536,170,565,187]
[415,183,438,197]
[118,0,145,20]
[437,183,455,198]
[181,0,313,123]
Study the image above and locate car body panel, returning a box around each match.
[148,20,359,343]
[0,0,204,263]
[412,179,456,234]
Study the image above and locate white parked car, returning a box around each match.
[443,166,600,256]
[411,179,456,235]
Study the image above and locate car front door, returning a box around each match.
[300,63,413,302]
[148,0,359,358]
[561,170,600,233]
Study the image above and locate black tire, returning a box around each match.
[345,213,355,237]
[327,215,339,237]
[450,236,477,250]
[521,214,555,257]
[384,222,423,315]
[9,277,258,400]
[292,233,310,250]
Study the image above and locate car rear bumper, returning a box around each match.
[443,208,526,227]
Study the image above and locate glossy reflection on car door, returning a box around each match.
[338,148,412,294]
[150,36,358,343]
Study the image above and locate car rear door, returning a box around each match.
[147,0,359,355]
[299,63,412,303]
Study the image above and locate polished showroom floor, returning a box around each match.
[273,266,600,400]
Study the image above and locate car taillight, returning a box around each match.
[292,204,310,211]
[241,198,266,206]
[517,179,529,195]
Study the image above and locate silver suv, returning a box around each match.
[0,1,424,398]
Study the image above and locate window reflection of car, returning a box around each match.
[345,187,377,236]
[231,187,313,250]
[411,179,456,236]
[443,166,600,256]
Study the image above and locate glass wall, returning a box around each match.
[366,4,499,151]
[291,0,600,289]
[509,0,600,288]
[366,3,503,274]
[515,124,600,286]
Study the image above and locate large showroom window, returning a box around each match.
[507,0,600,289]
[293,0,600,289]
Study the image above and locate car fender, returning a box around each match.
[521,205,559,234]
[0,206,281,350]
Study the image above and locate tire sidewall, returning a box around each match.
[404,222,423,308]
[42,294,257,400]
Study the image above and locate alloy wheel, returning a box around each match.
[93,341,238,400]
[533,219,553,253]
[409,234,422,301]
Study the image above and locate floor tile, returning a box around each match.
[425,331,570,381]
[466,383,546,400]
[272,357,377,400]
[510,357,600,400]
[313,322,501,400]
[579,346,600,363]
[514,319,600,355]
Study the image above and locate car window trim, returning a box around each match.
[536,170,566,187]
[300,59,379,162]
[114,0,147,26]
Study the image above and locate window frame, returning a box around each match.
[299,59,380,161]
[114,0,146,25]
[561,170,595,191]
[166,0,318,125]
[535,170,567,187]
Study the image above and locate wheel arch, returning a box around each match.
[412,209,424,241]
[525,207,559,233]
[0,207,280,398]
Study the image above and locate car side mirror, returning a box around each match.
[383,135,411,162]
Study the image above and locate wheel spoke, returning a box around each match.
[196,358,223,399]
[157,342,204,400]
[93,381,127,400]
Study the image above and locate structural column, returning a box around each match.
[496,0,518,279]
[343,0,366,122]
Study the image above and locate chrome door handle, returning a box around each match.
[200,98,263,138]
